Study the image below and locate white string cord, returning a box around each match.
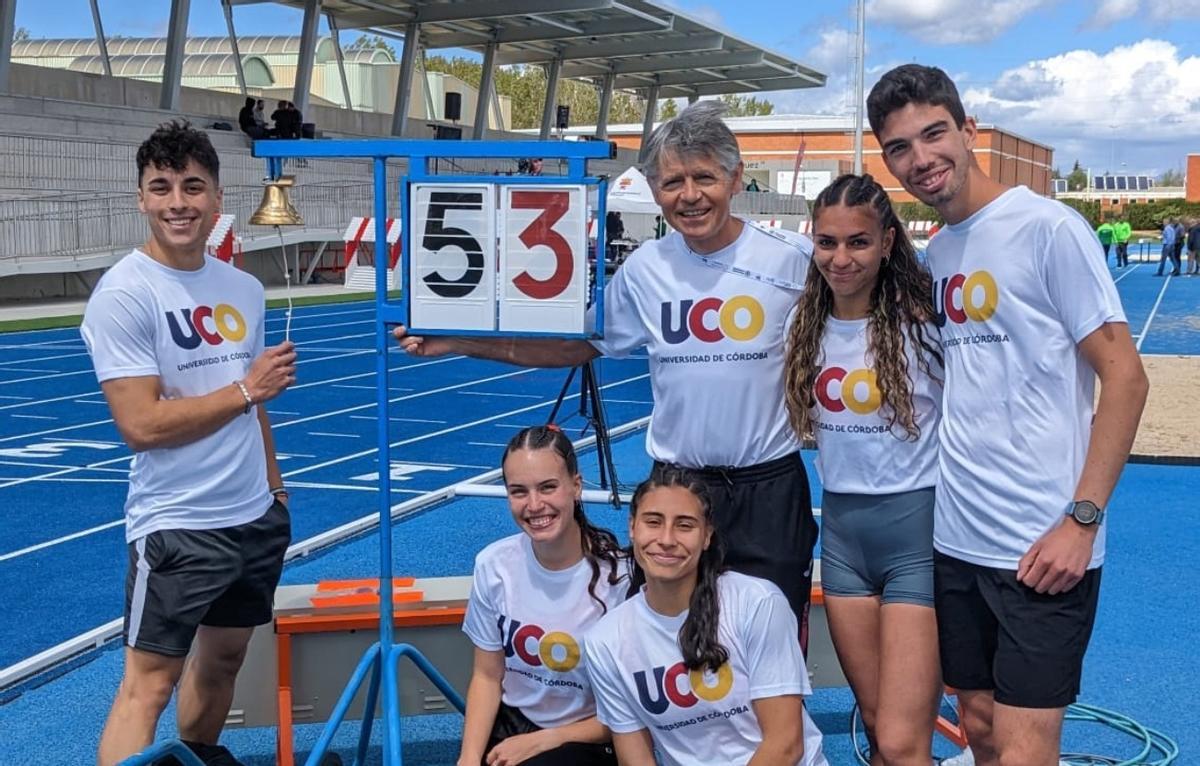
[275,225,294,341]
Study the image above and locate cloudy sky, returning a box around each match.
[16,0,1200,177]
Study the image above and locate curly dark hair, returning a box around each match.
[784,173,943,442]
[627,464,728,673]
[501,425,625,614]
[136,121,220,185]
[867,64,966,138]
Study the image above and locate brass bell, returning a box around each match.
[250,175,304,226]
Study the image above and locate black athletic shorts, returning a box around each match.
[656,453,818,624]
[124,499,292,656]
[934,551,1102,709]
[484,703,616,766]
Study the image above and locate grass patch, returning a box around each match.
[0,313,86,333]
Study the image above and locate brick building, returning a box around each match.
[576,114,1054,203]
[1188,155,1200,203]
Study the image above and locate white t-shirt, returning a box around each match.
[590,222,811,468]
[462,533,629,729]
[81,250,272,542]
[585,571,827,766]
[813,317,942,494]
[925,187,1126,569]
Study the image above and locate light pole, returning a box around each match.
[852,0,866,175]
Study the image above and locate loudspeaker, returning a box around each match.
[555,104,570,130]
[444,92,462,122]
[434,125,463,140]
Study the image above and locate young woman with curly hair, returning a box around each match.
[784,173,943,765]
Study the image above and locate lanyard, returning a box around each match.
[684,221,809,292]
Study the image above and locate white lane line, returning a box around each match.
[604,399,655,404]
[349,415,448,424]
[1113,264,1141,284]
[0,417,120,445]
[267,410,300,416]
[0,476,127,483]
[72,399,109,405]
[307,432,361,439]
[469,441,509,448]
[0,459,127,472]
[0,367,59,374]
[494,423,533,429]
[0,519,124,562]
[275,368,536,430]
[10,414,57,420]
[1136,274,1172,352]
[282,480,424,493]
[0,395,33,400]
[0,351,90,368]
[283,372,650,479]
[458,391,541,399]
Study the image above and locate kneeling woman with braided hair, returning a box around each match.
[459,425,628,766]
[584,465,828,766]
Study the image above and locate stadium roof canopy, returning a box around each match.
[228,0,826,99]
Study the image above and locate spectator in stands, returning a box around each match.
[270,100,289,137]
[84,122,296,766]
[237,97,266,140]
[253,99,269,135]
[1096,217,1114,263]
[746,177,761,192]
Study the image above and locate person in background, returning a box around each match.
[1186,218,1200,276]
[1157,219,1179,276]
[1095,218,1114,264]
[237,97,265,140]
[1113,218,1132,268]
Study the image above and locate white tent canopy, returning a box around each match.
[607,166,659,215]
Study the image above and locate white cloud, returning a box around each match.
[659,1,726,27]
[962,39,1200,172]
[1086,0,1140,26]
[767,26,859,115]
[1087,0,1200,26]
[866,0,1056,44]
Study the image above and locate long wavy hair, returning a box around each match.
[785,173,943,442]
[627,465,728,673]
[501,425,625,613]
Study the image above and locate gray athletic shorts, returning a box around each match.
[819,487,935,606]
[123,499,291,656]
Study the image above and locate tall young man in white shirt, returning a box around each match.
[395,102,819,634]
[83,122,298,766]
[867,65,1148,766]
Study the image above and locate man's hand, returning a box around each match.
[1017,517,1097,595]
[243,341,297,404]
[393,325,457,358]
[484,730,555,766]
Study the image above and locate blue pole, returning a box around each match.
[352,656,384,766]
[300,643,382,766]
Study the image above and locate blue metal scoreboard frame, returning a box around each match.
[245,137,617,766]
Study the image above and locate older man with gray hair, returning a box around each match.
[395,101,818,625]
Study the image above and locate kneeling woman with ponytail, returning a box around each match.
[584,466,828,766]
[459,425,627,766]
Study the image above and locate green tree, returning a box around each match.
[1066,160,1088,192]
[1159,169,1185,187]
[718,93,774,116]
[347,34,397,61]
[13,27,31,43]
[660,98,679,119]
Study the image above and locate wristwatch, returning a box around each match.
[1067,500,1105,527]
